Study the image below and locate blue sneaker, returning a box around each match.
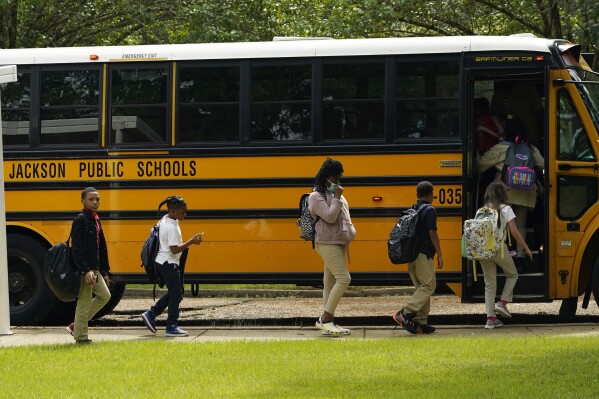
[141,311,157,334]
[165,325,189,337]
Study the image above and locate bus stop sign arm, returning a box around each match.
[0,65,18,335]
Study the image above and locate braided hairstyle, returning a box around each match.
[483,182,508,228]
[158,195,187,211]
[314,158,344,195]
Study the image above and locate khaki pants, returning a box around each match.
[480,244,518,318]
[74,270,111,341]
[315,243,351,315]
[404,253,436,325]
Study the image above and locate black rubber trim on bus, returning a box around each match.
[6,207,462,221]
[4,141,463,160]
[5,175,462,191]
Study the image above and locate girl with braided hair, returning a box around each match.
[308,158,356,337]
[142,195,203,336]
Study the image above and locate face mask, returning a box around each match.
[326,179,338,193]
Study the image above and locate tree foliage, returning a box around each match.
[0,0,597,69]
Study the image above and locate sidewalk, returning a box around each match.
[2,323,599,347]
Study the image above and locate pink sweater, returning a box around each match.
[308,191,356,244]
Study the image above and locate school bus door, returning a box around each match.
[548,68,599,300]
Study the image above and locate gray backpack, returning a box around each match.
[296,193,319,247]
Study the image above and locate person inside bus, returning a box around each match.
[309,158,356,337]
[475,97,505,155]
[141,196,203,337]
[477,117,544,272]
[478,182,533,329]
[506,82,544,152]
[66,187,111,344]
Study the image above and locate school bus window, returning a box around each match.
[110,65,168,145]
[178,64,240,142]
[396,59,460,139]
[571,69,599,134]
[558,175,598,219]
[40,68,100,145]
[250,63,312,141]
[557,90,595,161]
[0,70,30,146]
[322,61,384,140]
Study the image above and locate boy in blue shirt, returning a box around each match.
[392,181,444,334]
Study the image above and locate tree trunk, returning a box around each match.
[548,0,563,38]
[8,0,18,48]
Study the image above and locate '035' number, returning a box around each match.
[436,188,462,205]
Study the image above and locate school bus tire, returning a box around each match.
[90,281,126,320]
[7,234,62,325]
[592,263,599,309]
[558,297,578,322]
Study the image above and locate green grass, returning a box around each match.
[1,336,598,398]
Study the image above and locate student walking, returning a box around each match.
[141,196,203,337]
[478,182,532,329]
[393,181,443,334]
[67,187,111,344]
[309,158,356,337]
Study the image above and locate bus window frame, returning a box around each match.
[176,60,243,146]
[0,66,32,148]
[393,53,462,143]
[320,56,387,143]
[108,61,172,148]
[37,63,103,148]
[248,58,314,145]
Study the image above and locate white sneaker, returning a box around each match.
[335,325,351,336]
[315,318,342,337]
[485,319,504,329]
[494,302,512,318]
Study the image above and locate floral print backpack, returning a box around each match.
[462,206,505,261]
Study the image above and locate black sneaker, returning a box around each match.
[419,324,436,334]
[75,339,92,345]
[392,309,422,334]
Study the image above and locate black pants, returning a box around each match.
[150,261,182,327]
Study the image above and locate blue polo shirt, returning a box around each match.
[415,200,437,259]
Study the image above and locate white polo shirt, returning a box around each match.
[154,215,182,265]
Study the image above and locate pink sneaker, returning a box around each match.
[66,323,74,336]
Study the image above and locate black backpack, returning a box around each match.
[388,204,429,264]
[140,224,160,282]
[44,237,80,302]
[296,193,319,247]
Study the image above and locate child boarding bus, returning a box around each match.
[1,35,598,324]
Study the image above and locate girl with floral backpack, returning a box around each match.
[477,182,532,329]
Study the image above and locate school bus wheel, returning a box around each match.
[91,281,126,320]
[558,297,578,322]
[7,234,63,325]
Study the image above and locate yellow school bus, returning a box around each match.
[1,35,598,324]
